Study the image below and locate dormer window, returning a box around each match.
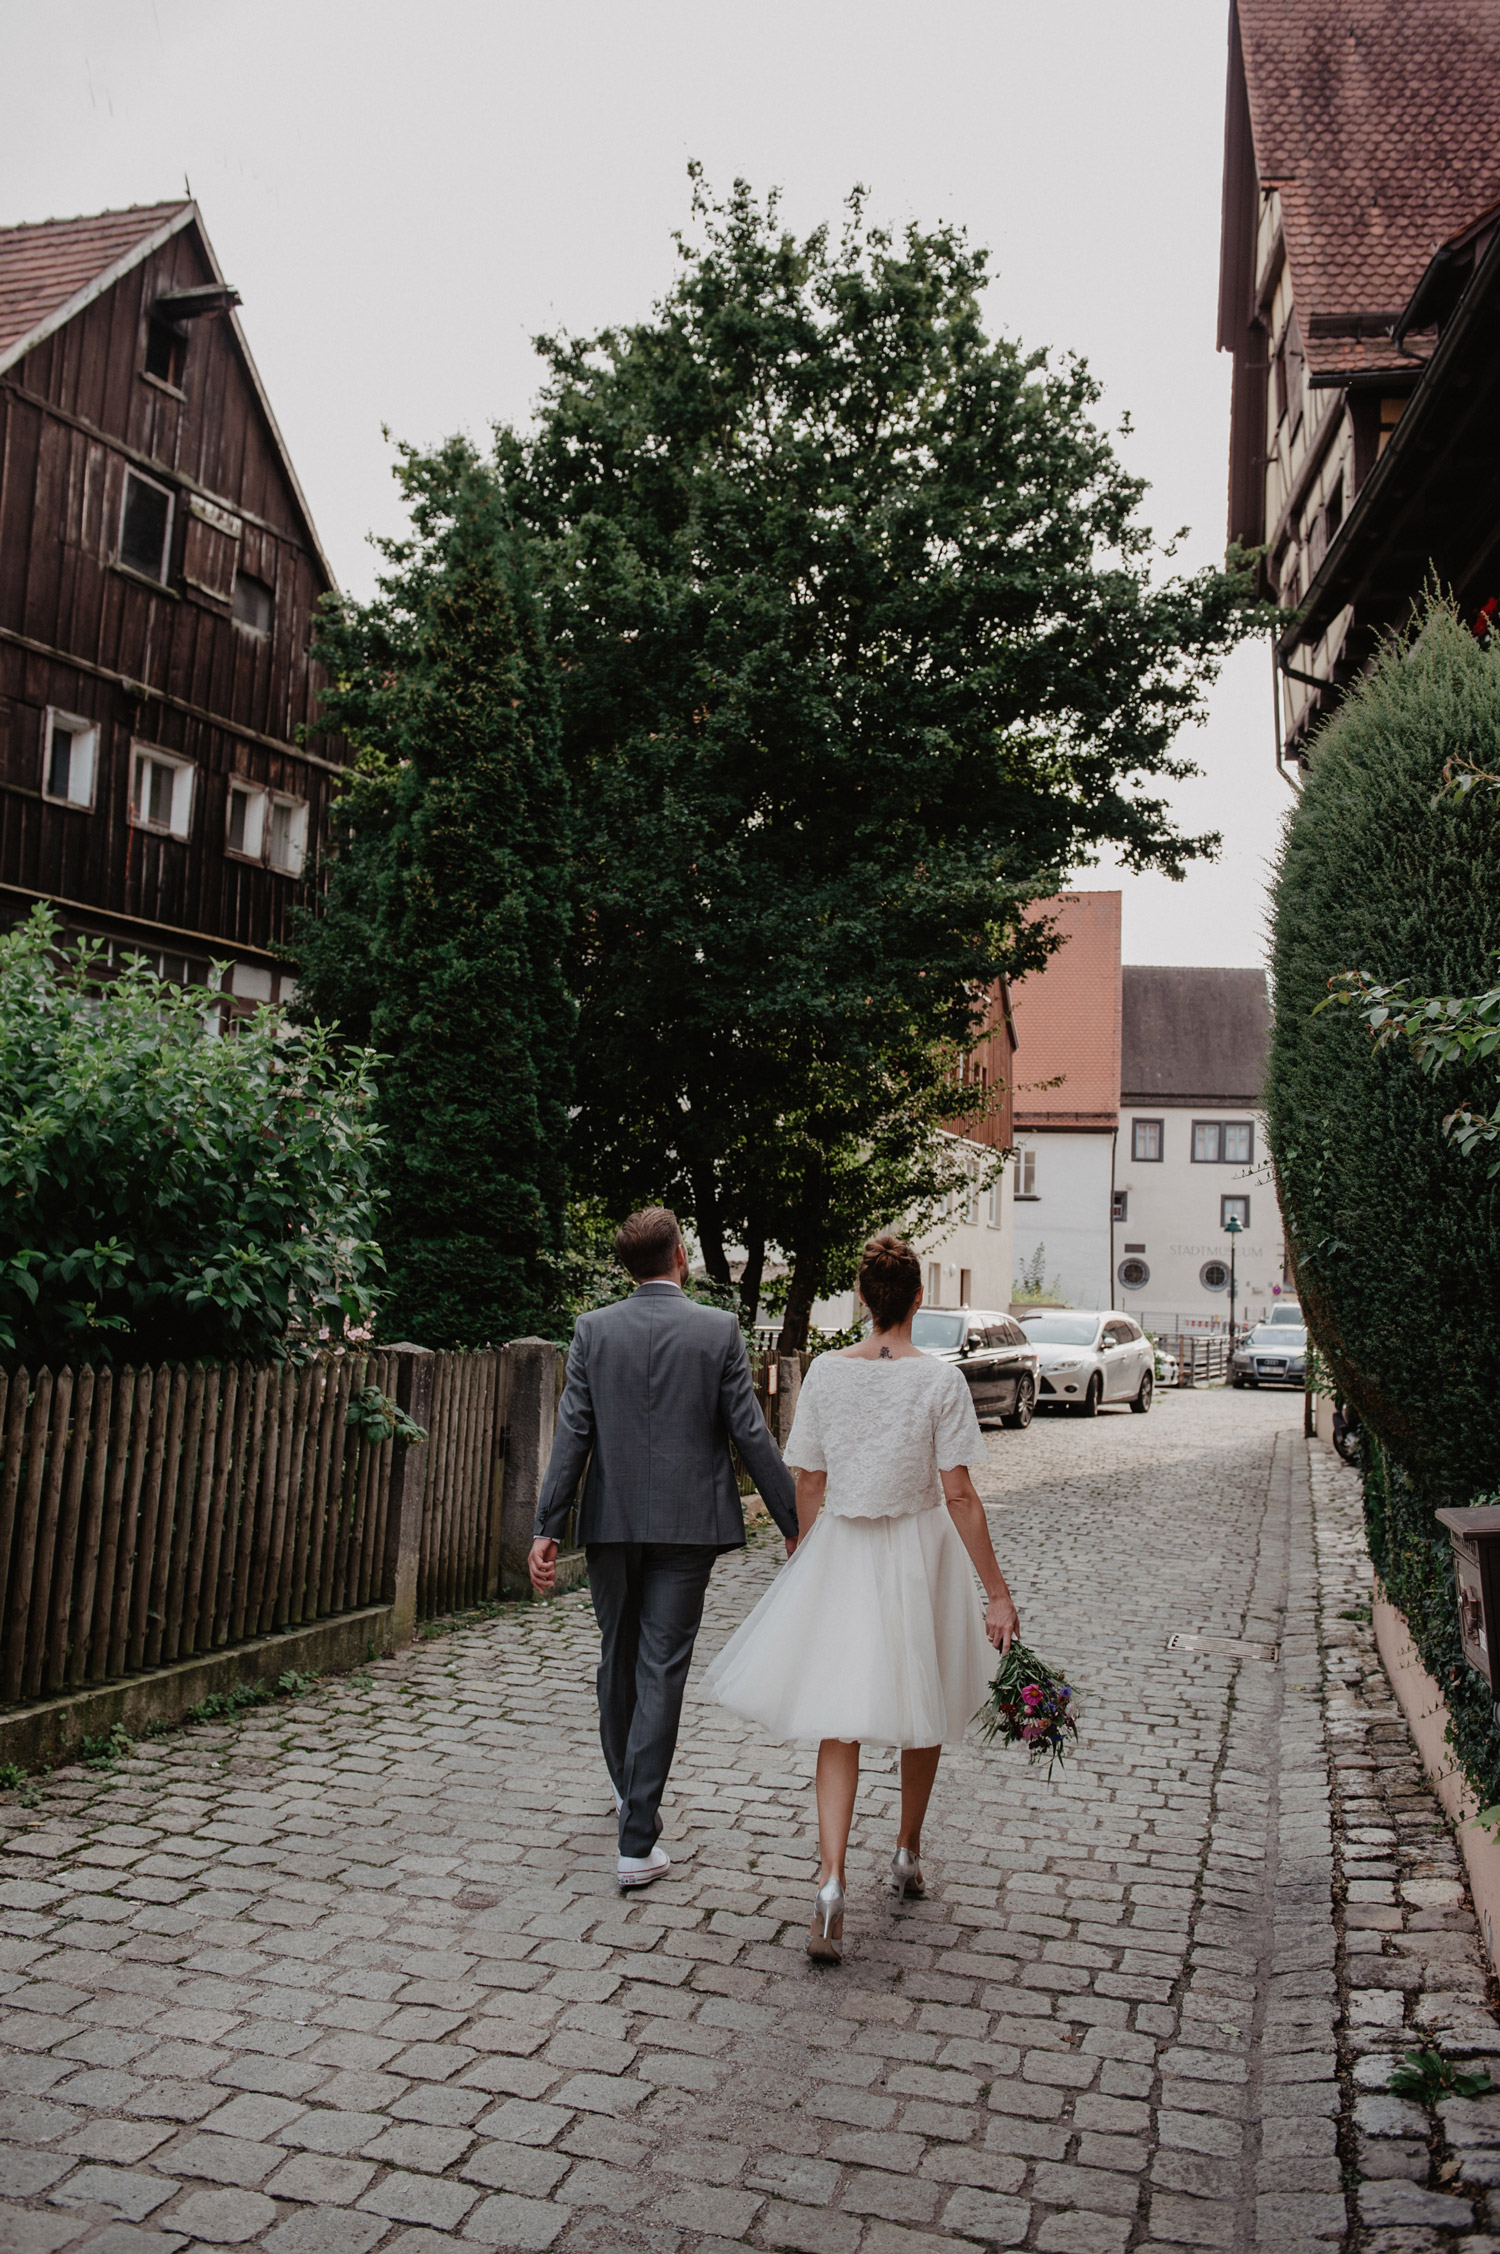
[232,572,274,635]
[42,710,98,810]
[144,314,186,389]
[118,470,173,582]
[226,781,268,861]
[129,742,194,840]
[268,794,308,877]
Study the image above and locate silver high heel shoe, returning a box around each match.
[890,1846,925,1899]
[807,1874,846,1964]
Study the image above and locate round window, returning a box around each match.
[1117,1257,1150,1290]
[1200,1259,1230,1292]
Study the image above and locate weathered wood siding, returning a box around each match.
[0,209,344,970]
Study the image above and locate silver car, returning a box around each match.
[1231,1323,1307,1389]
[1016,1309,1156,1416]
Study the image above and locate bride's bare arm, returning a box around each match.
[940,1468,1019,1653]
[794,1469,827,1544]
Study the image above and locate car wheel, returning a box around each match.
[1003,1377,1035,1431]
[1231,1376,1244,1389]
[1130,1369,1153,1415]
[1072,1375,1101,1418]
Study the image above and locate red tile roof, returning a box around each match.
[0,202,189,364]
[1237,0,1500,375]
[1009,894,1122,1131]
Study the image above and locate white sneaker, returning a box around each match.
[617,1845,670,1889]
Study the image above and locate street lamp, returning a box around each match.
[1224,1214,1243,1351]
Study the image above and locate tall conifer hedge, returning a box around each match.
[1267,600,1500,1794]
[294,442,573,1346]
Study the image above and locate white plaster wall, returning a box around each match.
[812,1137,1015,1328]
[1115,1106,1288,1331]
[1011,1131,1116,1312]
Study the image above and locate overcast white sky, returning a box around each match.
[5,0,1287,968]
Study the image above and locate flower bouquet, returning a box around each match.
[974,1640,1080,1779]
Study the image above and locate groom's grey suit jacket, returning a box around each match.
[534,1283,798,1547]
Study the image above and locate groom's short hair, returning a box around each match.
[615,1207,684,1280]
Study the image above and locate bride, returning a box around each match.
[704,1233,1019,1964]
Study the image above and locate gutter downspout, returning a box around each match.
[1100,1122,1109,1316]
[1272,632,1300,791]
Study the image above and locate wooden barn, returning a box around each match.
[0,200,344,1008]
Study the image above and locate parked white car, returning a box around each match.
[1016,1310,1156,1416]
[1154,1344,1180,1388]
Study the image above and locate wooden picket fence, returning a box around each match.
[0,1350,399,1707]
[416,1346,518,1619]
[0,1332,783,1722]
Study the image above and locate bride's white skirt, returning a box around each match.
[702,1506,993,1748]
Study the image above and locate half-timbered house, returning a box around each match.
[1218,0,1500,768]
[0,201,344,1008]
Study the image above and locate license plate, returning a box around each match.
[1258,1361,1286,1374]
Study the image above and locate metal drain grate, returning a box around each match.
[1167,1631,1281,1664]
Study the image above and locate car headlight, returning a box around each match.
[1050,1360,1081,1373]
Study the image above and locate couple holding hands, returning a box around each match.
[529,1207,1018,1962]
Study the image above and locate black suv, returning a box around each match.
[910,1309,1040,1429]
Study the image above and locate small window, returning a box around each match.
[965,1184,979,1227]
[41,709,98,810]
[1200,1259,1230,1293]
[144,315,186,388]
[1117,1257,1150,1291]
[1016,1147,1036,1197]
[226,781,268,861]
[129,742,194,839]
[1222,1194,1251,1229]
[1112,1190,1128,1223]
[119,471,173,581]
[267,795,308,877]
[1193,1121,1253,1163]
[926,1263,941,1308]
[987,1182,1001,1228]
[1132,1119,1163,1162]
[232,573,274,636]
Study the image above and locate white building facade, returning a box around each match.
[1114,966,1288,1334]
[814,1131,1016,1329]
[1010,1129,1117,1313]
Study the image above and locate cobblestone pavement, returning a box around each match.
[1311,1445,1500,2252]
[0,1387,1492,2254]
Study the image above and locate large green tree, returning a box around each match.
[497,174,1257,1344]
[293,441,573,1346]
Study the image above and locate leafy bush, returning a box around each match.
[1267,600,1500,1498]
[0,907,384,1365]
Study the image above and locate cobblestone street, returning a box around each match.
[3,1388,1498,2254]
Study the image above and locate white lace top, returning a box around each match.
[783,1353,987,1519]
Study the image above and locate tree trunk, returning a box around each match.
[777,1249,821,1354]
[692,1166,732,1289]
[738,1222,766,1329]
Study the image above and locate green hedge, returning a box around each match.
[1364,1432,1500,1804]
[1267,600,1500,1798]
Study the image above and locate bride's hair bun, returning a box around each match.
[857,1233,922,1332]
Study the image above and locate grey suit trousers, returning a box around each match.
[589,1542,718,1857]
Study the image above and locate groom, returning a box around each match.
[530,1208,799,1888]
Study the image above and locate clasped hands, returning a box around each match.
[529,1531,798,1595]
